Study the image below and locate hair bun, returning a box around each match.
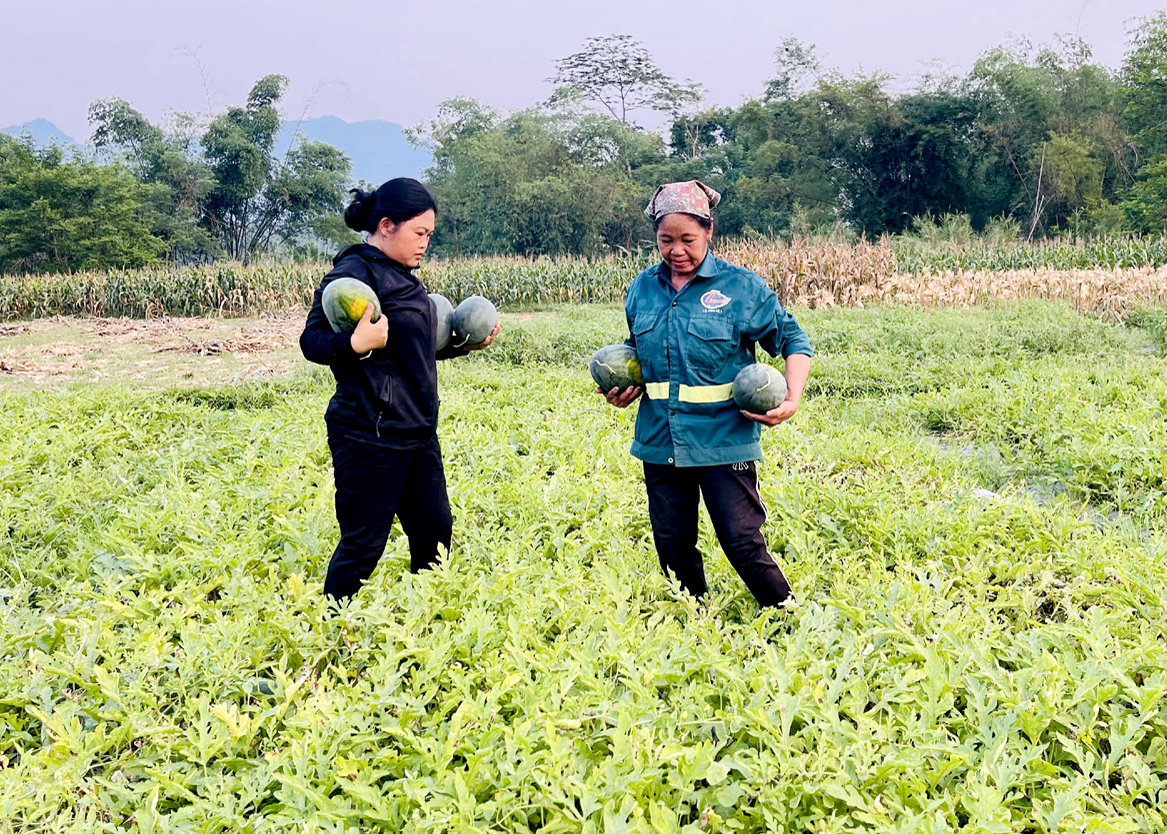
[344,188,375,232]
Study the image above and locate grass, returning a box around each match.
[1,302,1166,831]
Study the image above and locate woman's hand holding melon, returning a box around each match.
[350,305,389,353]
[741,397,799,426]
[597,386,643,408]
[741,354,809,427]
[465,322,501,351]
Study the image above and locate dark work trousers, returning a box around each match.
[643,460,792,607]
[323,432,452,601]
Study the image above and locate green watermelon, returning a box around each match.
[733,364,787,414]
[430,293,454,350]
[451,295,498,347]
[590,344,645,392]
[322,277,381,333]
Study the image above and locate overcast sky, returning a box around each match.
[3,0,1162,140]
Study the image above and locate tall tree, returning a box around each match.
[90,75,352,264]
[1119,13,1167,232]
[970,37,1121,233]
[764,36,821,102]
[548,35,700,125]
[200,75,351,262]
[89,97,217,261]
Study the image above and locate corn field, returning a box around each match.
[5,237,1167,321]
[892,234,1167,274]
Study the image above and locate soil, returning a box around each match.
[0,313,305,391]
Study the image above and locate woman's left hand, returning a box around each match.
[466,322,501,351]
[742,397,799,427]
[745,355,809,427]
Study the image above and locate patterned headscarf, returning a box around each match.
[644,180,722,221]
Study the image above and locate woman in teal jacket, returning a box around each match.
[600,181,812,607]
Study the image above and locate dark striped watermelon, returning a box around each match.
[732,364,787,413]
[590,344,645,392]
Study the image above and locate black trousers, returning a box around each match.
[323,432,452,601]
[643,460,792,607]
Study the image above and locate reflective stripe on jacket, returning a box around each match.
[625,254,813,467]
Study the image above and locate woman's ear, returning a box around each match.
[378,216,397,238]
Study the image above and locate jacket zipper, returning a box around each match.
[376,412,382,438]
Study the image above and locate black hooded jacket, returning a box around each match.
[299,244,466,446]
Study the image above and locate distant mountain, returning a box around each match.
[1,119,80,147]
[276,116,431,186]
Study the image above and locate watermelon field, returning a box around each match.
[2,300,1167,832]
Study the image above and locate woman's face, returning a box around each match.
[377,209,436,268]
[656,213,712,278]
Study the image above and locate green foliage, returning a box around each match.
[8,25,1165,270]
[1031,129,1110,234]
[8,27,1166,268]
[2,305,1166,831]
[413,100,656,256]
[89,97,219,261]
[420,32,1140,253]
[200,76,352,262]
[1119,157,1167,233]
[817,77,988,234]
[88,76,352,265]
[970,37,1125,234]
[763,36,821,102]
[0,135,165,273]
[711,98,836,235]
[1122,12,1167,159]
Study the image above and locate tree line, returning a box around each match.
[418,18,1167,257]
[6,16,1167,272]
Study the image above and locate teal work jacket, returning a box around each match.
[624,253,813,467]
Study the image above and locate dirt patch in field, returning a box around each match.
[0,313,306,392]
[0,309,541,392]
[0,354,85,380]
[154,326,292,356]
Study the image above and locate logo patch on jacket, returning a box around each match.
[700,290,731,311]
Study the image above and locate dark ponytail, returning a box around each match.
[344,177,438,234]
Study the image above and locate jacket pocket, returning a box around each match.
[630,312,665,380]
[685,316,735,373]
[631,313,660,339]
[361,361,392,412]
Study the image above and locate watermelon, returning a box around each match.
[590,344,645,392]
[451,295,498,347]
[733,364,787,414]
[430,292,454,350]
[322,277,381,333]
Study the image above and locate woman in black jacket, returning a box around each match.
[300,178,498,601]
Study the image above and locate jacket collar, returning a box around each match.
[695,253,720,278]
[334,242,413,272]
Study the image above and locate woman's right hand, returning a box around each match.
[350,305,388,353]
[597,386,642,408]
